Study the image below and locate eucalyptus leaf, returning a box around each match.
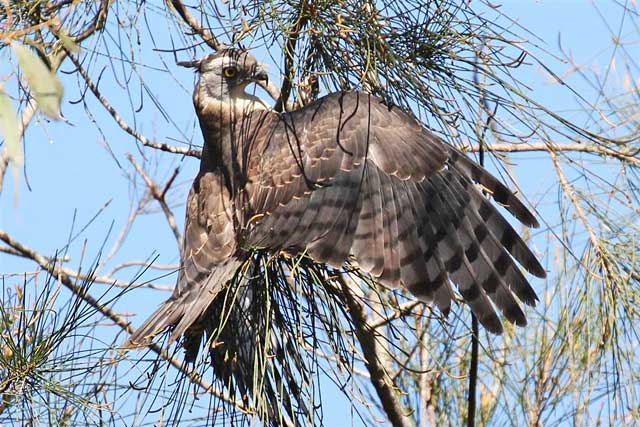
[0,86,21,163]
[0,85,22,189]
[12,42,64,120]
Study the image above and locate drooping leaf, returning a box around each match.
[0,84,22,190]
[12,42,64,120]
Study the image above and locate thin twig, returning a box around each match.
[0,233,172,291]
[66,0,109,43]
[108,260,180,277]
[66,52,200,158]
[0,228,248,411]
[168,0,221,50]
[549,150,616,283]
[101,203,140,268]
[127,154,183,252]
[368,300,421,329]
[463,142,640,166]
[467,314,479,427]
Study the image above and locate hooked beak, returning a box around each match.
[251,65,269,83]
[176,59,201,69]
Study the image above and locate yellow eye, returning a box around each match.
[223,67,237,78]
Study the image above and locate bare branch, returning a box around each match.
[274,1,311,112]
[65,0,109,43]
[101,203,140,268]
[463,142,640,166]
[338,275,412,427]
[0,232,172,291]
[368,300,421,329]
[467,316,479,427]
[108,260,180,277]
[550,150,616,283]
[167,0,222,50]
[0,245,70,261]
[417,314,435,427]
[259,79,294,110]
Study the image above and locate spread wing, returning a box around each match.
[240,91,546,333]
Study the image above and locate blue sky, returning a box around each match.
[3,1,632,273]
[1,0,637,425]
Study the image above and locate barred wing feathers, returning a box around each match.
[243,91,545,333]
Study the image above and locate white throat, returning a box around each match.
[195,85,271,125]
[230,86,270,112]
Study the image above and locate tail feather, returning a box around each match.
[127,257,244,350]
[127,299,185,347]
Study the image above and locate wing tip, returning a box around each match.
[479,312,504,335]
[527,261,548,279]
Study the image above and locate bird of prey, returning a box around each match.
[129,48,546,356]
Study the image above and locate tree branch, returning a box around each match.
[368,300,421,329]
[68,0,110,43]
[467,315,479,427]
[338,275,412,427]
[550,151,617,284]
[0,231,172,290]
[274,0,311,112]
[463,142,640,166]
[66,52,200,158]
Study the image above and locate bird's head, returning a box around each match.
[179,49,270,121]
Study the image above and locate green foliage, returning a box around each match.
[0,268,113,425]
[11,42,64,120]
[0,85,21,184]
